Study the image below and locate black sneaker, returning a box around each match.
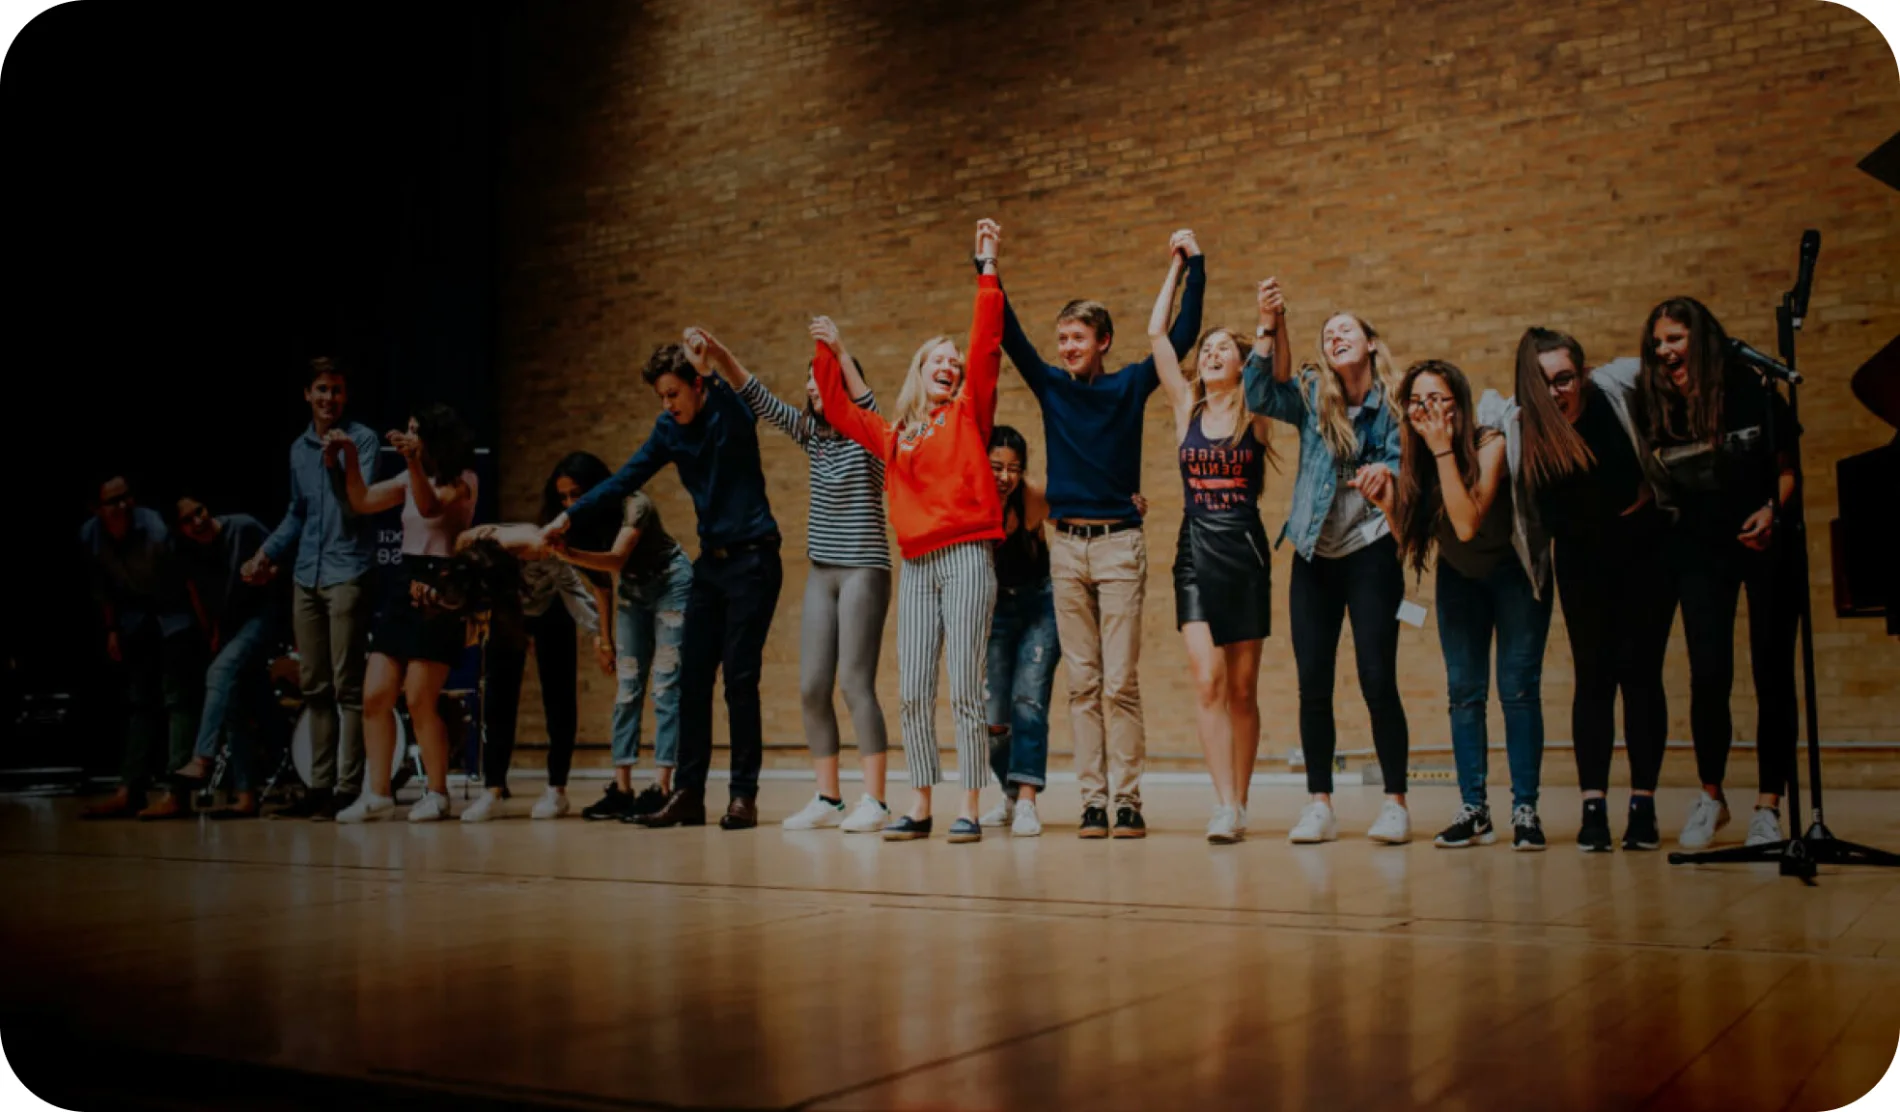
[1112,806,1146,839]
[1433,803,1495,847]
[1578,798,1613,853]
[1078,806,1110,839]
[1511,805,1546,852]
[314,791,356,823]
[1622,795,1661,851]
[269,787,331,820]
[626,783,670,818]
[582,784,631,821]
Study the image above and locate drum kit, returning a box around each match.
[196,639,474,806]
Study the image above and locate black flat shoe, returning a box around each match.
[947,817,982,844]
[882,815,932,841]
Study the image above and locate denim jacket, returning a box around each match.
[1243,353,1404,561]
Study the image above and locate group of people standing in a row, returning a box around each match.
[79,218,1801,854]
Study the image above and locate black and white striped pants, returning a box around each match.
[897,541,997,790]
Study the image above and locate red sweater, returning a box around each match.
[815,274,1005,560]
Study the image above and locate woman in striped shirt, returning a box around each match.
[687,322,895,834]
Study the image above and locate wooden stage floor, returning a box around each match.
[3,781,1897,1110]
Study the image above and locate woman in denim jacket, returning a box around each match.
[1242,284,1412,845]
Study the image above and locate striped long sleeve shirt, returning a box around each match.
[738,376,891,570]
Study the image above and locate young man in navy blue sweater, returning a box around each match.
[988,231,1206,837]
[545,343,782,830]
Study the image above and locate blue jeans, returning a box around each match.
[190,614,275,792]
[611,550,694,768]
[1436,557,1554,810]
[985,579,1060,795]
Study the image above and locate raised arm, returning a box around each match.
[1167,232,1206,360]
[1147,243,1192,417]
[964,219,1005,440]
[325,430,405,516]
[695,326,817,447]
[813,341,894,460]
[1243,276,1303,422]
[982,224,1054,397]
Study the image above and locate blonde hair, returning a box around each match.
[892,335,959,429]
[1309,311,1398,461]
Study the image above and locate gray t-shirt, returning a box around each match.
[620,492,683,584]
[1312,406,1391,559]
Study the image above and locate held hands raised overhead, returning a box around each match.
[973,218,1002,270]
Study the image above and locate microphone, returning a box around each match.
[1791,229,1820,327]
[1729,337,1803,385]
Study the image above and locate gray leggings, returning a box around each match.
[800,563,892,758]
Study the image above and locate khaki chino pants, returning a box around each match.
[1049,527,1146,810]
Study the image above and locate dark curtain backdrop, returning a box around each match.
[2,4,503,708]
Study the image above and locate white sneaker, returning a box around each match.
[979,796,1016,828]
[530,789,570,820]
[1678,795,1731,849]
[1234,805,1249,834]
[1743,806,1782,847]
[839,794,890,833]
[782,793,846,830]
[1367,800,1412,844]
[1288,800,1338,844]
[408,790,453,823]
[1011,798,1042,837]
[460,792,503,823]
[335,791,394,824]
[1206,805,1241,845]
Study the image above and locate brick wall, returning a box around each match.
[495,0,1900,775]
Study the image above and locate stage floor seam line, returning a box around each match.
[7,849,1893,964]
[1632,961,1803,1110]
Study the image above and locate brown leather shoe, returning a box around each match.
[137,792,191,821]
[632,789,706,828]
[81,790,141,820]
[719,796,758,830]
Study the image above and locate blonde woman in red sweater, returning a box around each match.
[815,219,1007,844]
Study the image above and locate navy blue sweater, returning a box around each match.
[1000,255,1206,522]
[569,376,778,550]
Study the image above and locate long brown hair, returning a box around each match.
[1515,327,1594,499]
[1637,296,1729,446]
[1391,359,1497,577]
[1309,311,1398,461]
[1189,325,1275,465]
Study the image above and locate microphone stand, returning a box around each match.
[1670,263,1900,882]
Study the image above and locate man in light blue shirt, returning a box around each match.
[241,357,382,819]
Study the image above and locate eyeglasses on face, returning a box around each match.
[1545,372,1580,394]
[1403,393,1453,413]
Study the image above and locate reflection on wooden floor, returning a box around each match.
[2,783,1897,1110]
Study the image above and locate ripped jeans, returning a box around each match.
[611,549,695,768]
[985,578,1060,795]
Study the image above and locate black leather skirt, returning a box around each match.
[1173,512,1273,646]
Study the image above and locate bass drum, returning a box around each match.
[290,706,415,794]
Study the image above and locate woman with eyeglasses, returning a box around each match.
[1635,297,1800,850]
[1509,328,1676,852]
[1148,236,1277,843]
[1362,360,1554,850]
[1242,293,1412,845]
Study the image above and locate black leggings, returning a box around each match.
[1555,519,1674,794]
[1289,535,1410,793]
[1671,528,1803,797]
[483,604,580,791]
